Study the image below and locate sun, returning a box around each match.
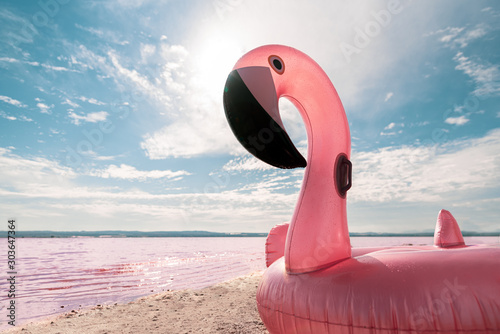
[192,33,244,101]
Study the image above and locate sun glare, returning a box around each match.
[193,35,244,101]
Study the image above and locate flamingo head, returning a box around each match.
[222,46,307,169]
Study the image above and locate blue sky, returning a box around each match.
[0,0,499,233]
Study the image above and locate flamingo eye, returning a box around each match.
[268,55,285,74]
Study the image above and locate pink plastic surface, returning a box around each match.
[229,45,500,333]
[434,209,465,247]
[233,45,351,274]
[265,223,288,267]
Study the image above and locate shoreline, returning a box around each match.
[4,271,268,334]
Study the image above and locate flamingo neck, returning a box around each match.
[280,67,351,274]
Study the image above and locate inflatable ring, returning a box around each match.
[223,45,500,333]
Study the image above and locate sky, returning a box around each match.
[0,0,499,233]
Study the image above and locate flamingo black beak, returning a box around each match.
[223,66,307,169]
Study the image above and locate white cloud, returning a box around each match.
[237,173,302,195]
[62,98,80,108]
[90,164,191,180]
[78,96,106,105]
[140,43,156,63]
[0,56,78,72]
[75,23,104,37]
[437,27,464,43]
[144,129,500,231]
[19,115,33,122]
[384,92,394,102]
[75,42,238,159]
[0,9,37,45]
[40,63,78,72]
[75,23,129,45]
[411,121,430,127]
[137,39,248,158]
[454,28,487,48]
[279,99,308,145]
[107,48,178,105]
[497,112,500,118]
[74,43,188,108]
[463,27,487,42]
[0,95,27,108]
[222,156,274,172]
[2,129,500,232]
[380,131,399,136]
[350,128,500,203]
[444,115,469,125]
[380,122,404,136]
[432,25,487,48]
[0,57,19,63]
[36,102,53,114]
[73,45,106,72]
[93,155,117,161]
[109,0,153,9]
[0,149,298,231]
[0,111,17,121]
[0,149,75,185]
[5,114,34,122]
[140,112,231,159]
[453,52,500,96]
[68,111,108,125]
[141,117,237,159]
[68,55,92,71]
[384,122,396,130]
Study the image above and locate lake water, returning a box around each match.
[0,236,498,329]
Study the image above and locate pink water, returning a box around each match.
[1,237,266,329]
[1,236,498,330]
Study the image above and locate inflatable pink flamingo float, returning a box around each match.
[223,45,500,333]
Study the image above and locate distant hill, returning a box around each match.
[1,230,498,238]
[349,231,500,237]
[4,230,268,238]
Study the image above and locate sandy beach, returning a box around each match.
[5,271,268,334]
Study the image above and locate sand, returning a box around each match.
[5,271,268,334]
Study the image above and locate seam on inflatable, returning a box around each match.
[290,282,298,334]
[449,298,459,332]
[256,300,498,333]
[287,256,350,275]
[473,294,489,329]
